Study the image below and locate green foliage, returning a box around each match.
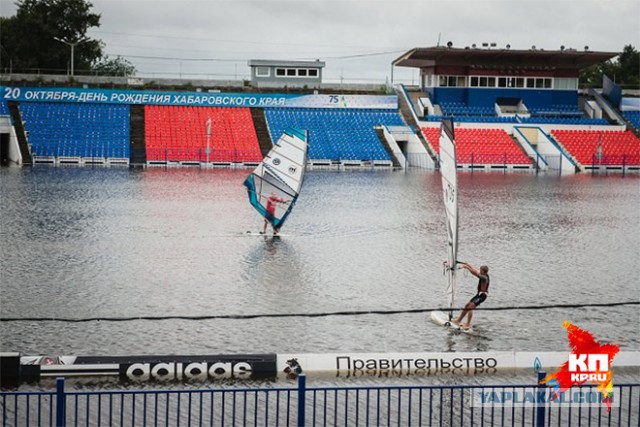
[1,0,102,74]
[93,55,136,77]
[616,45,639,88]
[579,44,639,89]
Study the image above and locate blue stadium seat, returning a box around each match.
[19,102,130,159]
[265,108,404,161]
[0,101,10,116]
[623,111,640,131]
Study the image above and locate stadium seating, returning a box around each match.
[145,105,262,163]
[440,102,495,117]
[19,102,130,159]
[424,114,516,123]
[551,130,640,166]
[265,108,404,161]
[422,127,531,165]
[422,127,440,153]
[529,104,583,117]
[519,116,609,125]
[622,111,640,131]
[0,101,9,116]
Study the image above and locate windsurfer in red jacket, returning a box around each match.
[262,192,288,235]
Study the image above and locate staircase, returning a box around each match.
[395,88,438,163]
[509,134,535,164]
[250,108,273,157]
[129,105,146,165]
[7,102,31,165]
[374,127,402,168]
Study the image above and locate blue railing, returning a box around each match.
[1,376,638,426]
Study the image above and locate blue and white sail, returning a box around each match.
[243,128,308,230]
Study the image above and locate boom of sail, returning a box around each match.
[243,128,308,230]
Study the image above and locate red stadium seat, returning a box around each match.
[144,105,262,162]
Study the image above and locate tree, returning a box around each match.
[579,44,639,90]
[616,45,639,88]
[93,55,136,77]
[0,0,102,74]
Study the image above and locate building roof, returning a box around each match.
[248,59,326,68]
[392,46,617,70]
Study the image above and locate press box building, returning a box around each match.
[248,59,326,89]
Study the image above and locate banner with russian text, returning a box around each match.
[1,86,397,109]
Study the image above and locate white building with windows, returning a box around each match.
[248,59,325,89]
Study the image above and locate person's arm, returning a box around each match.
[459,261,480,277]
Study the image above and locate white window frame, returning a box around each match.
[255,67,270,77]
[273,68,321,78]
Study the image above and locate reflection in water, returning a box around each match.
[243,236,299,285]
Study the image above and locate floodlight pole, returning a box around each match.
[53,37,85,77]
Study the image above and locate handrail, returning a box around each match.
[2,377,638,427]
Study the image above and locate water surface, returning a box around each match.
[1,166,638,362]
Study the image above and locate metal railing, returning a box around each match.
[1,375,638,427]
[589,154,640,176]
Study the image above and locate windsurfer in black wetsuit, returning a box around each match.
[451,262,490,330]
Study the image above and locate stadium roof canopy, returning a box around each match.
[392,47,617,70]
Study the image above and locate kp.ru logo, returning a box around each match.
[540,321,620,412]
[568,354,609,383]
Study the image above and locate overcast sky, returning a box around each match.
[1,0,638,84]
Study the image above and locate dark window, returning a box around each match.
[276,69,285,76]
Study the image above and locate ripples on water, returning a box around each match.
[1,166,639,364]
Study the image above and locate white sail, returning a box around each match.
[439,118,458,321]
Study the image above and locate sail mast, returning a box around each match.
[439,118,458,321]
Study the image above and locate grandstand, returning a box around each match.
[551,130,640,170]
[393,46,618,127]
[265,107,405,164]
[1,43,639,174]
[422,127,532,168]
[18,102,129,164]
[144,106,262,165]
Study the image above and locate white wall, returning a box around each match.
[514,126,575,174]
[0,118,22,165]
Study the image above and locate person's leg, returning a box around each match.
[262,219,268,234]
[462,294,484,328]
[458,301,476,326]
[461,309,474,329]
[453,302,472,324]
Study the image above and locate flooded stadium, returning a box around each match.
[1,166,638,364]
